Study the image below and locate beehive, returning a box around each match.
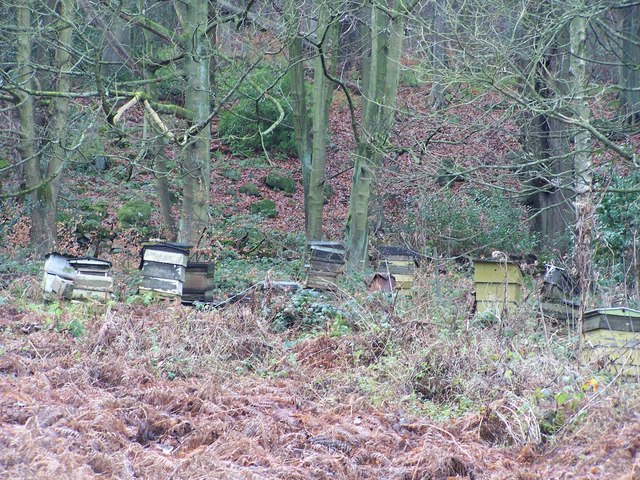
[182,262,215,303]
[42,253,76,299]
[139,243,191,297]
[582,308,640,377]
[474,259,523,314]
[305,242,346,291]
[69,257,113,302]
[375,246,419,290]
[540,265,579,323]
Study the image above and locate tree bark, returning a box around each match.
[619,5,640,124]
[14,0,76,256]
[346,0,407,269]
[140,0,177,240]
[570,9,593,356]
[177,0,212,245]
[431,0,447,109]
[286,0,312,231]
[307,0,339,241]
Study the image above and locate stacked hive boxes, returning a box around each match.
[582,307,640,376]
[375,246,419,290]
[42,253,76,299]
[305,242,346,291]
[540,265,579,323]
[182,262,215,303]
[474,259,523,314]
[139,243,191,297]
[42,254,113,302]
[69,257,113,301]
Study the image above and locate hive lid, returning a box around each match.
[376,245,419,258]
[583,307,640,333]
[69,257,112,269]
[307,241,345,250]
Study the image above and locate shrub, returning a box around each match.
[408,189,536,257]
[217,66,303,157]
[219,98,296,157]
[595,173,640,287]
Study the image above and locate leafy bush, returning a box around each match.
[272,290,349,333]
[409,189,536,257]
[217,66,302,157]
[595,173,640,286]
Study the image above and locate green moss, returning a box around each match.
[117,199,153,227]
[249,199,277,218]
[221,169,241,181]
[265,173,296,195]
[239,182,261,197]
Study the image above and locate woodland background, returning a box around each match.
[1,1,640,478]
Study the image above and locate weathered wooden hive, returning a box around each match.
[305,241,346,291]
[474,259,523,314]
[375,246,419,290]
[182,262,215,304]
[42,253,76,299]
[68,257,113,301]
[540,265,579,323]
[139,242,191,297]
[582,307,640,377]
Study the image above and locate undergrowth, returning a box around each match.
[0,259,637,479]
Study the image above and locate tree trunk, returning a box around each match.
[286,0,312,230]
[346,0,406,269]
[178,0,212,245]
[619,5,640,124]
[140,0,177,240]
[17,2,48,255]
[520,23,575,256]
[42,0,75,251]
[431,0,447,109]
[570,9,593,356]
[307,0,339,241]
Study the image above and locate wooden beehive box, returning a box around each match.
[375,246,419,290]
[474,259,523,313]
[69,257,113,302]
[139,243,191,297]
[182,262,215,303]
[540,265,579,323]
[582,308,640,376]
[42,253,76,299]
[305,242,346,291]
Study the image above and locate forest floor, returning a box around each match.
[1,81,640,479]
[0,291,639,479]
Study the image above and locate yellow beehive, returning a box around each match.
[376,246,419,290]
[474,259,523,313]
[582,308,640,377]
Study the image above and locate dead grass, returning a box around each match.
[0,270,639,479]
